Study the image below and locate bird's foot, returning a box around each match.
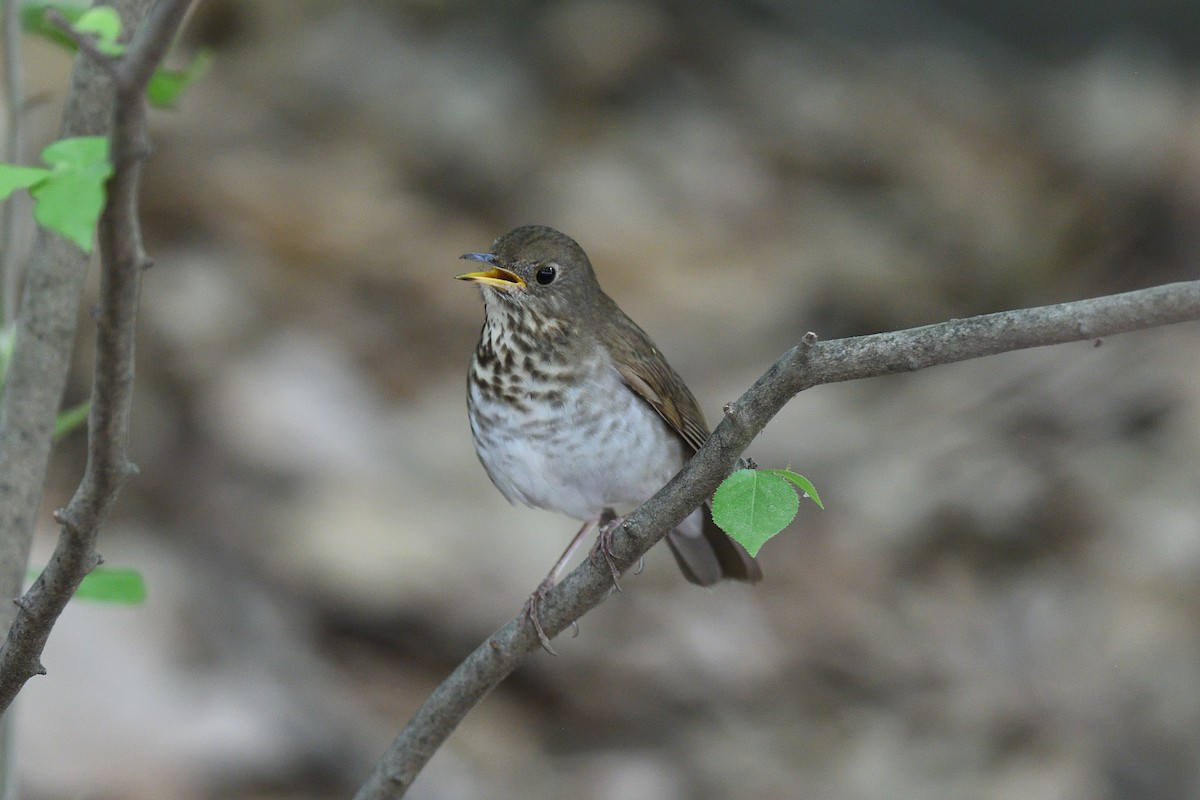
[590,514,628,592]
[522,578,559,655]
[521,515,598,655]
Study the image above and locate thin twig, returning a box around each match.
[44,9,122,76]
[354,280,1200,799]
[0,0,195,717]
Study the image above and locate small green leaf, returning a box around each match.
[0,164,50,200]
[32,167,107,250]
[712,468,799,557]
[147,49,213,108]
[53,400,89,440]
[770,469,824,509]
[29,136,112,252]
[76,567,146,603]
[25,566,147,604]
[72,6,124,55]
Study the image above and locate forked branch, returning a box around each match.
[0,0,195,717]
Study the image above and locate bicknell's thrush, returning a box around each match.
[457,225,761,649]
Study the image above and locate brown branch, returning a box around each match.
[354,280,1200,799]
[0,0,149,711]
[0,0,195,717]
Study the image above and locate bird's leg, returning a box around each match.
[589,508,626,592]
[523,515,599,655]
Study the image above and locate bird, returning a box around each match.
[457,225,761,650]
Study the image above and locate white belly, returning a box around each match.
[469,358,689,521]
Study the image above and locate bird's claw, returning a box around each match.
[522,579,558,656]
[590,518,624,592]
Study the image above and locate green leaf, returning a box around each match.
[72,6,124,55]
[712,469,799,557]
[0,164,50,200]
[770,469,824,509]
[53,399,89,440]
[76,567,146,603]
[29,136,112,252]
[25,566,147,604]
[147,48,213,108]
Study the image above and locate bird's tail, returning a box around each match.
[666,504,762,586]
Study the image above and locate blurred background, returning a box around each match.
[7,0,1200,798]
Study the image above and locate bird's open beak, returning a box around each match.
[456,253,526,289]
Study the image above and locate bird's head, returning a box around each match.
[457,225,603,319]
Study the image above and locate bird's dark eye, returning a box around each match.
[535,265,557,285]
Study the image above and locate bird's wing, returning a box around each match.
[608,312,763,585]
[607,315,710,453]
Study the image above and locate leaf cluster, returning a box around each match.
[23,4,211,107]
[0,5,209,252]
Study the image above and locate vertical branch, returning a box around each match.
[1,0,25,323]
[0,0,141,705]
[0,73,36,800]
[0,0,194,717]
